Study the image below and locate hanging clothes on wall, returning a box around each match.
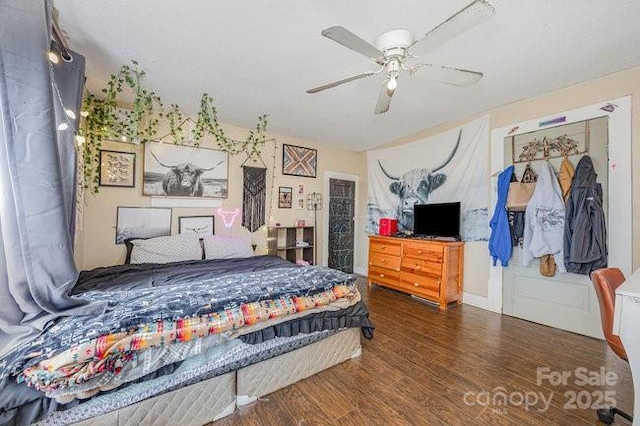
[564,155,607,275]
[523,161,566,273]
[508,171,526,247]
[242,166,266,232]
[489,165,514,266]
[559,156,575,203]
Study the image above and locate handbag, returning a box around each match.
[506,181,536,211]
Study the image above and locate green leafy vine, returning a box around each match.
[79,60,270,194]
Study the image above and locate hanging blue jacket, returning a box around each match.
[489,165,514,266]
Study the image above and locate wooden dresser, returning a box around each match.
[367,235,464,310]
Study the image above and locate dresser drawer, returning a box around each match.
[370,240,402,256]
[400,271,440,295]
[368,266,400,287]
[403,242,443,261]
[401,257,442,276]
[369,252,401,271]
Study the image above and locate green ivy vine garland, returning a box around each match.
[80,61,269,194]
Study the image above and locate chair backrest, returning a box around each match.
[590,268,627,360]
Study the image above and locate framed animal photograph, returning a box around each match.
[99,150,136,187]
[278,187,292,208]
[179,215,215,235]
[143,141,229,198]
[115,207,172,244]
[282,144,317,178]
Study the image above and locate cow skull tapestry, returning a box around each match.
[242,166,267,232]
[143,141,228,198]
[366,115,490,241]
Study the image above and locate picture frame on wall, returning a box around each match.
[179,215,215,235]
[143,141,229,198]
[99,150,136,187]
[115,207,172,244]
[278,186,293,208]
[282,144,317,178]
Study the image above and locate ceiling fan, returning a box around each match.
[306,0,496,114]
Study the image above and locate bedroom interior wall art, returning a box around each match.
[143,141,229,198]
[242,166,267,232]
[278,187,292,208]
[366,115,490,241]
[178,215,215,235]
[282,144,317,178]
[99,150,136,187]
[115,207,172,244]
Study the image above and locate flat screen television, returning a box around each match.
[413,202,461,239]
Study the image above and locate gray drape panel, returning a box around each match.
[50,40,84,238]
[0,0,105,358]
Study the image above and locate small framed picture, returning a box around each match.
[115,207,171,244]
[179,215,215,235]
[99,150,136,187]
[278,187,293,208]
[282,144,317,178]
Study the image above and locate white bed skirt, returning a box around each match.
[71,328,362,426]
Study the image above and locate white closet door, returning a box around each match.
[501,117,609,339]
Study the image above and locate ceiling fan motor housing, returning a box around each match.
[374,29,415,57]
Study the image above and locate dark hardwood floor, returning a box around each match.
[212,277,633,425]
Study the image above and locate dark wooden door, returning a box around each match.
[328,178,355,273]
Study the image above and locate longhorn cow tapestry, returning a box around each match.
[143,141,229,198]
[366,115,490,241]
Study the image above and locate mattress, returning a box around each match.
[38,328,361,425]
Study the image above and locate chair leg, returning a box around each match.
[597,407,633,424]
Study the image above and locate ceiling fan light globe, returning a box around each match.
[387,76,398,92]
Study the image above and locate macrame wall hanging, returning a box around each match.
[242,166,266,232]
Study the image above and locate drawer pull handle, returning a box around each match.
[417,250,423,254]
[379,274,385,278]
[381,245,386,249]
[381,259,386,263]
[415,265,421,270]
[413,282,420,287]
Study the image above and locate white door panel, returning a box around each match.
[501,116,608,340]
[503,250,603,338]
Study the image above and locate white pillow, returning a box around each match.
[203,235,254,260]
[130,234,203,264]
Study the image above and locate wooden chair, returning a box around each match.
[590,268,634,424]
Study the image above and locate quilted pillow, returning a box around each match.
[129,234,203,264]
[203,235,254,260]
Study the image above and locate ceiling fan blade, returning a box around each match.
[374,80,393,115]
[410,63,483,86]
[321,26,384,60]
[410,0,496,57]
[306,70,379,94]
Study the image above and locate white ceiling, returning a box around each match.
[54,0,640,151]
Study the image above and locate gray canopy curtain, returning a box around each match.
[0,0,105,358]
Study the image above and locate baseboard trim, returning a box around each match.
[462,292,490,310]
[354,266,367,276]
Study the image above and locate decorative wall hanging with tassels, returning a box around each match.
[242,166,266,232]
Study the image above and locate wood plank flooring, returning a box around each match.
[212,278,633,425]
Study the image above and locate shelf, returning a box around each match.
[277,245,313,250]
[268,226,315,264]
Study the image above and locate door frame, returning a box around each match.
[486,96,632,313]
[323,172,359,270]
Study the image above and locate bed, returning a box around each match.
[0,235,373,426]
